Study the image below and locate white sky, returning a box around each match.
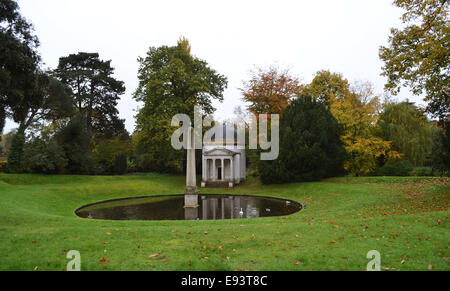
[6,0,423,133]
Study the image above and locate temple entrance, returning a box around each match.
[218,168,222,180]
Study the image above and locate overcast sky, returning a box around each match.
[7,0,421,133]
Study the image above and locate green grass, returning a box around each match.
[0,173,448,271]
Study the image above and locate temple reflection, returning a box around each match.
[184,195,261,220]
[77,194,302,221]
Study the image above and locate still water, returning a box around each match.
[75,195,303,221]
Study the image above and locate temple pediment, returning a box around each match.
[204,148,236,156]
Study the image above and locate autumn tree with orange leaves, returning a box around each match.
[240,66,303,116]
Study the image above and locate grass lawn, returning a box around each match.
[0,173,448,271]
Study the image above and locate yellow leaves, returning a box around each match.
[343,136,399,176]
[328,83,401,176]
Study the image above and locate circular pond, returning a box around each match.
[75,194,303,221]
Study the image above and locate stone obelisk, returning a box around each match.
[184,126,199,208]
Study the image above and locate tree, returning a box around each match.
[431,120,450,175]
[55,113,94,174]
[55,52,127,137]
[133,38,228,173]
[379,0,449,120]
[92,135,131,174]
[257,96,346,184]
[112,152,128,175]
[22,72,73,130]
[330,82,400,176]
[6,71,73,172]
[0,129,15,158]
[0,0,41,131]
[240,66,302,115]
[21,127,67,174]
[300,70,350,106]
[377,101,435,166]
[6,122,25,173]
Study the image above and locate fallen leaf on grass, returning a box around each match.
[428,264,434,270]
[99,258,109,263]
[106,232,111,236]
[149,253,160,258]
[292,261,301,265]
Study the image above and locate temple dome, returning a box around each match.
[207,124,242,144]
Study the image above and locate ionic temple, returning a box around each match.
[201,124,246,188]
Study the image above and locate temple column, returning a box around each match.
[235,154,241,183]
[202,158,206,181]
[213,159,217,181]
[221,158,225,181]
[230,158,234,183]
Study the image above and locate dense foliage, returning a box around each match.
[377,102,435,166]
[1,0,447,179]
[0,0,40,129]
[240,66,302,115]
[56,52,127,138]
[257,96,346,184]
[380,0,449,120]
[133,38,227,173]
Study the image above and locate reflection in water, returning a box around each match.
[75,195,303,221]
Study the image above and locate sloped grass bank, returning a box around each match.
[0,174,448,271]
